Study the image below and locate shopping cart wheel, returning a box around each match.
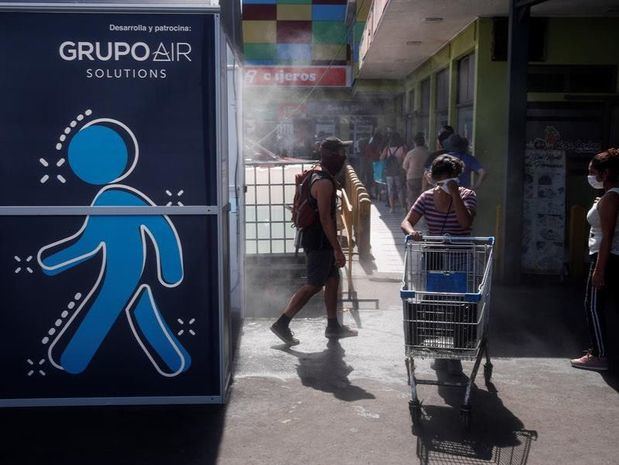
[484,363,493,384]
[409,400,422,431]
[460,406,472,429]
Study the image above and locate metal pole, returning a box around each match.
[501,0,531,282]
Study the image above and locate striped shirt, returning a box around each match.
[411,187,477,236]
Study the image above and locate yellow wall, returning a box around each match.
[402,17,619,238]
[403,22,477,150]
[473,18,508,237]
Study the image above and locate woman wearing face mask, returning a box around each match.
[401,154,476,239]
[571,148,619,372]
[400,154,476,375]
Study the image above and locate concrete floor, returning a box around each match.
[217,205,619,465]
[219,282,619,465]
[2,204,617,465]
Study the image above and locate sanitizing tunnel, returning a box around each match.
[0,0,242,406]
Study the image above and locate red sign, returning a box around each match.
[244,66,350,87]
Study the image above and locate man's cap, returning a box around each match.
[321,136,352,151]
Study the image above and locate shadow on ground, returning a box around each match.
[0,404,227,465]
[414,365,538,464]
[490,280,587,358]
[275,339,376,402]
[0,314,244,465]
[601,371,619,394]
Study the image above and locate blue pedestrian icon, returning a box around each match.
[37,119,191,377]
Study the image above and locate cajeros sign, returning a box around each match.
[244,66,350,87]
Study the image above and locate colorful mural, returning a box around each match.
[242,0,349,66]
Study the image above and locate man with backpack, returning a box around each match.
[271,137,359,345]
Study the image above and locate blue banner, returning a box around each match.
[0,12,221,404]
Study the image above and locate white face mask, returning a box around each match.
[588,175,603,190]
[436,177,459,193]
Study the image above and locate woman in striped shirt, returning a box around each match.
[400,154,477,375]
[401,154,477,238]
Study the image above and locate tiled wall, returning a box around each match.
[242,0,349,66]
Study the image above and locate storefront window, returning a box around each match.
[406,90,415,145]
[457,106,474,142]
[435,68,449,136]
[457,53,475,143]
[393,93,405,136]
[417,78,431,141]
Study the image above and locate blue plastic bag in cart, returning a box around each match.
[426,271,467,293]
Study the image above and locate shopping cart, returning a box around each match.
[400,235,495,428]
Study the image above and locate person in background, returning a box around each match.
[443,134,487,190]
[571,148,619,372]
[311,140,322,161]
[358,135,371,187]
[402,133,429,209]
[271,137,358,346]
[423,125,454,190]
[380,132,407,214]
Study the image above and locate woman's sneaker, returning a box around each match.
[270,321,300,346]
[570,352,608,371]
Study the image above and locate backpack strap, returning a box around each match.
[309,169,336,191]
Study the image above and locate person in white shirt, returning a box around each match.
[571,148,619,372]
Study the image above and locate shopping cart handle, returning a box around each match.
[421,235,495,245]
[400,289,416,299]
[400,288,482,302]
[404,233,425,243]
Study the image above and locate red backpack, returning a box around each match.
[291,168,333,230]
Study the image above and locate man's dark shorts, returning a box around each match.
[306,249,339,287]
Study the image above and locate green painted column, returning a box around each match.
[502,0,531,282]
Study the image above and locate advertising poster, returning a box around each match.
[0,12,221,405]
[521,149,566,274]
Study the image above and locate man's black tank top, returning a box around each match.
[301,171,336,251]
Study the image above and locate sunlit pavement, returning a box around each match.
[2,202,616,465]
[219,201,619,465]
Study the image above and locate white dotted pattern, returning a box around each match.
[56,109,93,151]
[40,292,83,347]
[176,317,197,337]
[14,255,34,274]
[26,358,47,377]
[165,188,186,207]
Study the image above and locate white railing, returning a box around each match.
[245,161,316,256]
